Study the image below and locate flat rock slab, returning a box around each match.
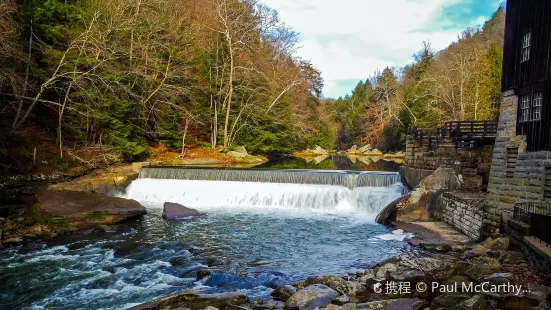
[163,202,200,219]
[396,221,473,247]
[127,290,250,310]
[33,190,146,232]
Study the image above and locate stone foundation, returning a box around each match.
[487,91,551,209]
[404,138,493,190]
[440,192,504,241]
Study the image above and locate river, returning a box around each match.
[0,156,410,310]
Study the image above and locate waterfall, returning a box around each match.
[139,167,402,189]
[126,167,406,217]
[125,180,404,216]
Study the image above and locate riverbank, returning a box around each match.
[128,231,549,310]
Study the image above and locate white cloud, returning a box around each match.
[261,0,492,98]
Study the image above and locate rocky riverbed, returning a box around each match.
[128,233,550,310]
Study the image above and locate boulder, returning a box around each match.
[32,190,146,233]
[285,284,339,310]
[236,146,249,156]
[420,243,452,253]
[312,146,329,155]
[462,245,489,260]
[347,145,358,154]
[356,298,424,310]
[447,295,487,310]
[390,270,426,285]
[271,285,297,302]
[227,151,247,158]
[327,304,356,310]
[483,236,510,251]
[163,202,200,219]
[127,291,250,310]
[431,293,472,309]
[332,295,351,306]
[358,145,372,154]
[483,273,514,287]
[442,276,473,293]
[465,263,500,282]
[303,275,365,296]
[377,168,462,224]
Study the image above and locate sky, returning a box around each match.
[261,0,503,99]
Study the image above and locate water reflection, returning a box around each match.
[259,155,401,171]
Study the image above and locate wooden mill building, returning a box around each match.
[487,0,551,210]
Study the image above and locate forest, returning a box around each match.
[328,7,505,151]
[0,0,505,172]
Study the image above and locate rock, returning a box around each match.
[332,295,350,306]
[32,190,146,233]
[377,167,462,224]
[303,276,365,296]
[356,298,424,310]
[420,243,452,253]
[271,285,297,302]
[204,307,219,310]
[448,295,487,310]
[442,276,473,293]
[252,299,284,310]
[370,149,383,156]
[526,284,551,302]
[390,270,426,285]
[465,262,500,282]
[357,270,375,284]
[496,294,540,310]
[483,273,514,287]
[431,293,472,308]
[358,145,372,154]
[236,146,249,156]
[483,236,510,251]
[169,256,189,266]
[197,270,212,280]
[284,284,339,310]
[312,146,329,155]
[327,304,356,310]
[462,245,490,260]
[2,236,23,244]
[96,224,115,232]
[163,202,200,220]
[127,290,250,310]
[487,250,525,265]
[347,145,358,153]
[375,195,410,225]
[227,151,247,158]
[375,262,399,279]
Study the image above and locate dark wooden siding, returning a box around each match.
[516,80,551,151]
[505,0,551,151]
[502,0,551,91]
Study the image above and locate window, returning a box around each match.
[532,92,543,121]
[520,94,531,122]
[522,32,531,62]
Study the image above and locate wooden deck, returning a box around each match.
[410,120,498,150]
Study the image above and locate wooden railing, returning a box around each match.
[410,120,498,149]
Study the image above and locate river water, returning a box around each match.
[0,157,410,310]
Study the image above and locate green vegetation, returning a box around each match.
[0,1,506,171]
[0,0,331,171]
[328,7,505,152]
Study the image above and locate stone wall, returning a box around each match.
[405,138,494,189]
[487,91,551,209]
[440,192,504,241]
